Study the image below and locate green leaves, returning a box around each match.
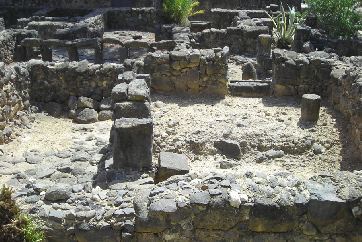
[163,0,204,25]
[267,3,305,49]
[306,0,362,38]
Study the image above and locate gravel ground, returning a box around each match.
[1,91,360,187]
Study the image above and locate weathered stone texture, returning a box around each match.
[144,47,228,95]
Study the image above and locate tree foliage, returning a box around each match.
[306,0,362,38]
[163,0,204,25]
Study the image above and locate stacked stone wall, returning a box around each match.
[191,25,270,55]
[144,48,229,95]
[0,60,123,144]
[106,8,155,32]
[0,0,110,8]
[0,30,16,64]
[23,169,362,241]
[0,62,30,144]
[272,49,335,97]
[272,49,362,154]
[0,29,39,64]
[27,60,122,103]
[329,63,362,153]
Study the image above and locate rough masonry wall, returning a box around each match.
[272,49,334,97]
[191,25,269,55]
[27,60,122,103]
[0,60,123,144]
[272,49,362,154]
[0,62,30,144]
[106,8,155,32]
[0,30,16,64]
[329,60,362,153]
[29,169,362,241]
[0,0,110,8]
[144,48,229,95]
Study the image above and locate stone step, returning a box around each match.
[228,80,271,97]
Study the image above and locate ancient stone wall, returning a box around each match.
[0,30,16,64]
[106,8,155,32]
[0,0,301,9]
[272,49,362,154]
[272,49,335,97]
[144,48,229,95]
[191,25,269,55]
[0,62,30,144]
[188,9,271,55]
[0,29,39,64]
[19,169,362,241]
[0,0,110,8]
[329,61,362,153]
[0,60,123,143]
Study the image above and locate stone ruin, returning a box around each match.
[0,0,362,241]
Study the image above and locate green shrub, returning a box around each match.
[306,0,362,38]
[267,4,306,49]
[0,185,44,242]
[162,0,204,25]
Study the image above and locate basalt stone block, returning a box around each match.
[243,26,269,39]
[136,74,151,87]
[247,201,298,232]
[78,96,99,110]
[44,183,72,201]
[170,51,187,61]
[113,118,153,168]
[308,200,356,233]
[128,79,150,101]
[229,81,271,97]
[242,62,257,80]
[124,40,149,48]
[214,140,241,159]
[114,101,151,119]
[301,94,321,122]
[193,206,242,230]
[111,83,128,102]
[21,38,42,47]
[74,108,98,124]
[151,75,174,92]
[99,97,112,110]
[150,40,177,50]
[98,110,113,121]
[44,102,63,117]
[75,229,121,242]
[156,152,189,182]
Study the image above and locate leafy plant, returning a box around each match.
[162,0,204,25]
[267,3,306,49]
[0,185,44,242]
[306,0,362,38]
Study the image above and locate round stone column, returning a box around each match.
[301,94,321,122]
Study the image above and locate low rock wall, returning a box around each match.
[143,48,229,95]
[0,60,123,144]
[329,62,362,153]
[191,25,269,55]
[272,49,335,97]
[17,169,362,241]
[272,49,362,154]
